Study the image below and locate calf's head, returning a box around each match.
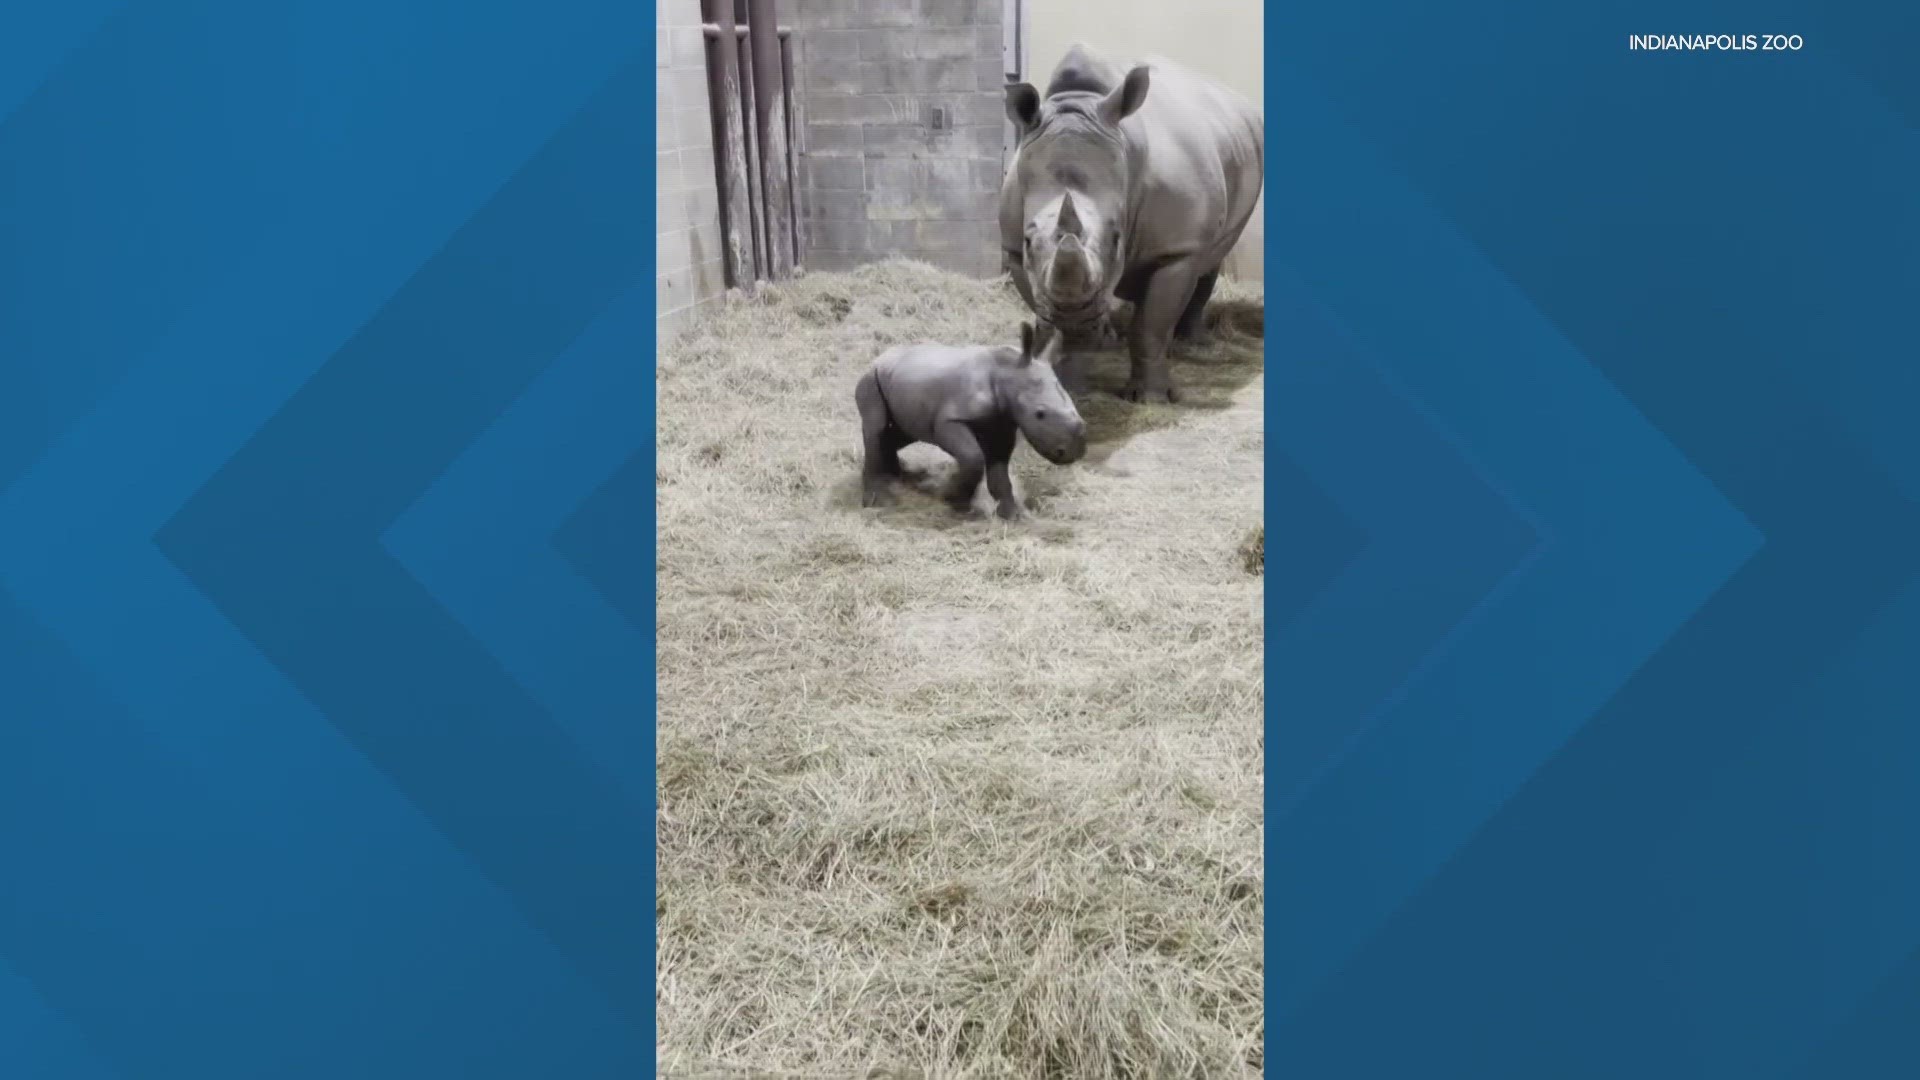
[996,322,1087,465]
[1005,63,1151,325]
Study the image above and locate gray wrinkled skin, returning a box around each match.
[856,323,1087,520]
[1001,44,1264,404]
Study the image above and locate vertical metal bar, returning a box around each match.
[701,0,754,289]
[748,0,794,279]
[1013,0,1022,79]
[780,32,802,270]
[734,28,765,282]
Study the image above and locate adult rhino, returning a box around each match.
[1001,45,1263,404]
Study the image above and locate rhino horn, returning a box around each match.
[1048,239,1090,295]
[1056,192,1084,239]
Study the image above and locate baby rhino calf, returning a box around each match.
[856,322,1088,519]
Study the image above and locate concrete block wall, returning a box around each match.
[789,0,1007,278]
[657,0,728,342]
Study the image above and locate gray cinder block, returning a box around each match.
[916,32,981,60]
[805,156,866,191]
[861,123,933,157]
[953,122,1002,154]
[808,29,863,65]
[859,28,916,61]
[803,61,864,94]
[958,94,1004,128]
[658,226,694,274]
[806,219,877,254]
[868,59,975,94]
[804,124,865,155]
[669,68,708,112]
[668,26,706,70]
[802,189,869,222]
[923,0,979,28]
[856,0,919,29]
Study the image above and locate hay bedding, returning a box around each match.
[657,258,1265,1079]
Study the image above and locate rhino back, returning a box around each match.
[875,344,1000,436]
[1121,58,1264,268]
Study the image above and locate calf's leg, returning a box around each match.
[855,373,901,507]
[984,455,1022,520]
[930,418,987,513]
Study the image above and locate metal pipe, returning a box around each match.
[734,31,765,281]
[779,31,801,270]
[700,0,754,289]
[747,0,794,278]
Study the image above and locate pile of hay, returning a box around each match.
[657,258,1265,1078]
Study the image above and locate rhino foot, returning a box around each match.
[994,500,1027,522]
[1120,382,1181,405]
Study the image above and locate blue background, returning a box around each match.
[1,1,652,1076]
[1,0,1915,1077]
[1268,0,1920,1076]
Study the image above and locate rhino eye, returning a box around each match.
[1035,408,1049,420]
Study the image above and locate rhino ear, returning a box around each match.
[1100,65,1150,125]
[1006,83,1041,133]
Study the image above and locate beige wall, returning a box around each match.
[1024,0,1264,282]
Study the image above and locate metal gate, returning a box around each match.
[702,0,800,288]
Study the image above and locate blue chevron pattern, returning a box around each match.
[1268,0,1920,1076]
[0,2,650,1077]
[4,0,1916,1076]
[1264,453,1367,630]
[552,451,653,636]
[382,283,652,782]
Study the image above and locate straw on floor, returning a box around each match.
[657,258,1265,1079]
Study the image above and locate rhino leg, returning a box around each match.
[986,461,1023,520]
[931,418,987,513]
[978,423,1023,520]
[1054,325,1100,395]
[1055,354,1090,397]
[1175,270,1218,341]
[1122,260,1199,404]
[856,373,901,507]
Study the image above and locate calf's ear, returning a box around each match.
[1018,322,1036,365]
[1006,83,1041,133]
[1100,65,1150,125]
